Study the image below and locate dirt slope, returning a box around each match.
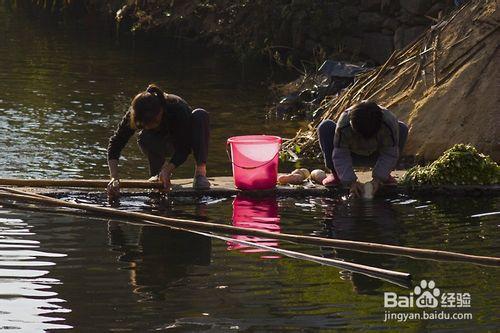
[285,0,500,162]
[387,1,499,161]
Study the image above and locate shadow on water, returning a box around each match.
[320,197,405,294]
[101,192,411,295]
[107,223,212,300]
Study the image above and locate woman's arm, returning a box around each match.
[108,159,120,180]
[106,111,135,199]
[107,110,136,163]
[107,159,120,200]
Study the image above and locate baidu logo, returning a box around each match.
[384,279,470,309]
[383,280,473,322]
[414,280,440,308]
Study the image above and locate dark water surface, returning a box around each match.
[0,6,499,333]
[0,7,300,180]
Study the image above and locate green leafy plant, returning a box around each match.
[401,144,500,186]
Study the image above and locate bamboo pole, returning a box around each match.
[191,230,411,287]
[439,25,499,74]
[0,192,411,286]
[437,44,484,86]
[0,187,499,267]
[358,51,397,100]
[0,178,192,189]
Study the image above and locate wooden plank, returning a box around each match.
[1,170,499,198]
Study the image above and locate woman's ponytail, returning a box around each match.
[146,84,168,110]
[130,83,167,129]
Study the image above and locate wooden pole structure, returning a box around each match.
[0,187,499,267]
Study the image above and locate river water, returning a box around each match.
[0,6,499,332]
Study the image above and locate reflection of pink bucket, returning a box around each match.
[227,135,282,190]
[228,195,281,259]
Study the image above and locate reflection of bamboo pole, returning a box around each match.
[1,187,499,267]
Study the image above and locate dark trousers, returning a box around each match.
[317,119,408,171]
[137,108,210,176]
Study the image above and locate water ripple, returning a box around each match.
[0,211,70,331]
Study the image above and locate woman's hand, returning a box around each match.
[107,159,120,201]
[159,168,172,191]
[107,178,120,201]
[349,181,364,198]
[158,162,176,191]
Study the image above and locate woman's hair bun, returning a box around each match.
[146,84,162,95]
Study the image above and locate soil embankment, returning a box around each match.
[284,0,499,162]
[361,0,499,161]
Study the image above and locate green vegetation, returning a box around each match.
[402,144,500,186]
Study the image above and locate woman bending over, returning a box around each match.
[107,84,210,200]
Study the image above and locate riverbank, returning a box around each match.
[4,0,456,65]
[283,0,500,162]
[3,0,496,165]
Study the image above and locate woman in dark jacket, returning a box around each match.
[106,84,210,199]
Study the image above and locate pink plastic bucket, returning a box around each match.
[227,135,282,190]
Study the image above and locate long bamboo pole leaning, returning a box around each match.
[0,187,499,267]
[0,189,411,286]
[191,230,411,287]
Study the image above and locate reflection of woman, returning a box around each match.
[322,199,402,294]
[108,223,212,296]
[106,84,211,200]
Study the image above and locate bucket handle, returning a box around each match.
[226,142,281,170]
